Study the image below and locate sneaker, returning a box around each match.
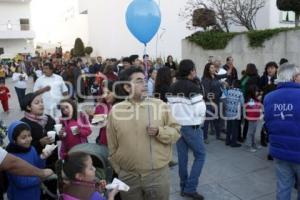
[230,143,242,148]
[181,192,204,200]
[254,145,262,150]
[216,137,225,141]
[248,147,257,153]
[204,139,209,144]
[267,154,273,161]
[168,160,178,167]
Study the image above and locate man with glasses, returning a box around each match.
[107,67,180,200]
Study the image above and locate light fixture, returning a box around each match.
[7,21,12,30]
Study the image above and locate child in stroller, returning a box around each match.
[56,144,118,200]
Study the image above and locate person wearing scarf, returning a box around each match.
[6,121,45,200]
[20,91,57,200]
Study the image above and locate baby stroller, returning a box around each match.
[55,143,113,198]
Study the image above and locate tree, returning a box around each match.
[84,46,93,56]
[209,0,231,32]
[228,0,265,31]
[70,48,74,58]
[277,0,300,26]
[193,8,217,30]
[180,0,231,32]
[73,38,85,57]
[180,0,265,31]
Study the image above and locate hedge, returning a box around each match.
[187,27,300,49]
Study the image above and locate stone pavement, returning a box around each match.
[0,77,297,200]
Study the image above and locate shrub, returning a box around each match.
[187,27,300,49]
[73,38,85,57]
[85,46,93,55]
[187,31,238,49]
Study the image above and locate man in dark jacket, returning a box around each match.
[264,63,300,200]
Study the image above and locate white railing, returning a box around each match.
[0,23,30,31]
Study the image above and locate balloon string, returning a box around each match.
[143,44,154,170]
[143,44,151,127]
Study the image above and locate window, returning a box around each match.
[20,18,30,30]
[280,11,295,23]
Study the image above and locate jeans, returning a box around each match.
[15,87,26,109]
[245,121,258,147]
[275,159,300,200]
[177,126,206,193]
[203,105,221,139]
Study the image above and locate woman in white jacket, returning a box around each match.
[12,66,28,109]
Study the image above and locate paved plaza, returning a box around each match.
[0,77,297,200]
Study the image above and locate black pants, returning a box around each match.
[226,120,240,145]
[15,87,26,109]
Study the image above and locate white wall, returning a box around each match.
[0,1,32,32]
[0,39,34,58]
[84,0,193,60]
[182,30,300,77]
[31,0,88,52]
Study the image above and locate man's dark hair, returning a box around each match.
[43,62,54,71]
[129,55,139,65]
[177,59,195,78]
[115,67,144,102]
[265,61,278,74]
[279,58,288,66]
[226,56,233,62]
[122,57,131,63]
[232,79,241,89]
[119,67,144,82]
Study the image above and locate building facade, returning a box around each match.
[0,0,35,59]
[32,0,297,61]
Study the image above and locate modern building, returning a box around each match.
[0,0,35,59]
[32,0,297,60]
[77,0,193,61]
[31,0,88,53]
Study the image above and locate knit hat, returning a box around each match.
[7,121,31,143]
[21,92,41,111]
[21,86,50,111]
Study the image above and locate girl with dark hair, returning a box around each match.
[165,55,177,70]
[201,63,229,143]
[103,65,118,81]
[245,85,262,152]
[87,80,116,145]
[259,62,278,147]
[154,67,172,102]
[59,99,91,159]
[240,63,260,98]
[58,152,119,200]
[239,63,261,142]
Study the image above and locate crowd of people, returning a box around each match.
[0,54,299,200]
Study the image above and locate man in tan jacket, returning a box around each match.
[107,67,180,200]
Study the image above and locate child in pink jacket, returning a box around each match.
[59,99,91,159]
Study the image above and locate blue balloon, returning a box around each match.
[126,0,161,45]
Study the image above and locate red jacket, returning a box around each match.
[245,99,262,121]
[0,86,10,101]
[60,113,91,158]
[94,102,112,145]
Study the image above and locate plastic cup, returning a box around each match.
[47,131,56,141]
[54,124,62,134]
[70,126,78,135]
